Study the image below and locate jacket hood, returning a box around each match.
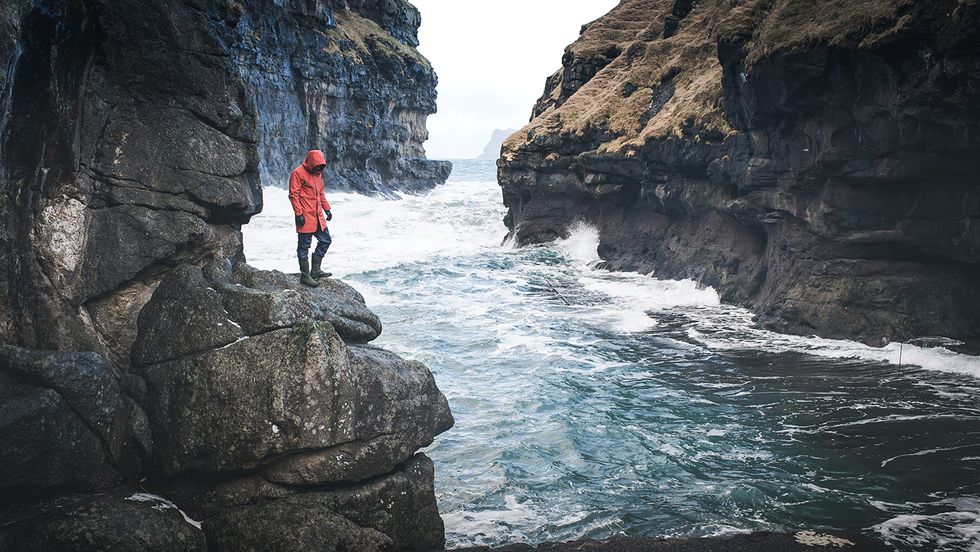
[303,150,327,170]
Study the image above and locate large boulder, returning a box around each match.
[141,320,452,482]
[499,0,980,346]
[127,262,452,549]
[0,492,206,552]
[0,346,149,498]
[201,455,444,552]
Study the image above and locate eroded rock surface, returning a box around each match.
[0,1,454,549]
[198,455,444,552]
[132,263,452,484]
[0,346,148,498]
[0,492,207,552]
[500,0,980,345]
[229,0,452,194]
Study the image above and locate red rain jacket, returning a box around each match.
[288,150,331,234]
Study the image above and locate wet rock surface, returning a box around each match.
[0,2,453,548]
[499,0,980,346]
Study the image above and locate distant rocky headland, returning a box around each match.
[0,0,452,549]
[478,129,518,159]
[499,0,980,346]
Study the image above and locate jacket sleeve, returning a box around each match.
[319,179,331,212]
[288,171,303,216]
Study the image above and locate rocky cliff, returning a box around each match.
[0,0,453,549]
[230,0,451,194]
[499,0,980,346]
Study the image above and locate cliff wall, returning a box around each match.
[0,0,453,549]
[230,0,451,194]
[499,0,980,346]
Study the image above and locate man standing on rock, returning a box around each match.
[289,149,333,287]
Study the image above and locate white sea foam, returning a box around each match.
[554,220,601,265]
[547,222,720,333]
[687,310,980,379]
[872,498,980,551]
[244,181,505,277]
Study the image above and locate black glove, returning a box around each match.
[325,209,332,221]
[295,215,305,227]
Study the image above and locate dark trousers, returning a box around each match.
[297,227,331,261]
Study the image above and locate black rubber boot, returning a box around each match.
[311,254,332,279]
[299,260,319,287]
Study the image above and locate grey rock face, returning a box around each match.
[0,346,148,497]
[228,0,451,195]
[500,0,980,346]
[201,455,444,551]
[0,0,261,362]
[0,492,207,552]
[134,263,452,485]
[0,0,453,547]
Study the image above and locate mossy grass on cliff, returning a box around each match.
[510,0,928,157]
[723,0,916,64]
[331,10,432,68]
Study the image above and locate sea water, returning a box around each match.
[244,159,980,551]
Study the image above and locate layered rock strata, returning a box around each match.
[0,0,454,549]
[229,0,452,194]
[499,0,980,345]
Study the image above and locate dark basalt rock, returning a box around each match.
[228,0,451,195]
[0,346,148,498]
[0,1,453,547]
[199,455,444,551]
[0,0,261,362]
[500,0,980,346]
[0,492,207,552]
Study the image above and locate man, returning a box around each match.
[288,149,333,287]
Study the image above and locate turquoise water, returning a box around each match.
[245,159,980,551]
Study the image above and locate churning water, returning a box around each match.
[244,159,980,551]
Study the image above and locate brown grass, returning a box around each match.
[508,0,912,157]
[748,0,913,63]
[331,11,432,68]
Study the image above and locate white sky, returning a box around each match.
[410,1,619,159]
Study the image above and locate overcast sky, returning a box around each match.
[410,1,619,160]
